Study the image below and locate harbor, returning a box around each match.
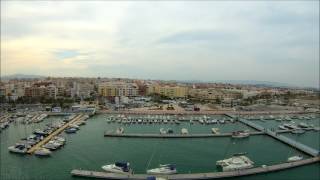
[1,113,319,180]
[26,114,87,154]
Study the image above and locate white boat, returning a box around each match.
[288,155,303,162]
[181,128,188,135]
[298,122,309,128]
[102,162,131,174]
[216,155,254,172]
[8,144,28,154]
[278,125,288,130]
[52,136,66,144]
[69,124,80,129]
[116,127,124,134]
[147,164,177,175]
[211,128,220,134]
[160,128,167,135]
[35,148,51,156]
[291,129,305,134]
[231,131,250,138]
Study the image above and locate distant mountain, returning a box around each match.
[1,74,46,80]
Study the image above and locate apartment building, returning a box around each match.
[98,82,138,97]
[146,84,188,98]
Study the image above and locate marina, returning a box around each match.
[1,113,319,180]
[26,114,88,154]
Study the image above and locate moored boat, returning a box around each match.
[288,155,303,162]
[34,148,52,156]
[181,128,188,135]
[216,155,254,172]
[231,131,249,138]
[147,164,177,175]
[102,162,131,174]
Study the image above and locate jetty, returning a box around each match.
[104,132,264,138]
[71,156,320,180]
[27,114,86,154]
[238,118,319,157]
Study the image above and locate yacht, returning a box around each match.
[211,128,220,134]
[52,136,66,144]
[291,129,305,134]
[116,127,124,134]
[278,125,288,130]
[298,122,309,128]
[147,164,177,175]
[283,123,298,130]
[8,144,28,154]
[34,148,52,156]
[69,124,80,129]
[216,155,254,172]
[231,131,250,138]
[160,128,167,135]
[288,155,303,162]
[181,128,188,135]
[102,162,131,174]
[65,127,78,134]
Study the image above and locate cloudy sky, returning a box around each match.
[1,1,319,87]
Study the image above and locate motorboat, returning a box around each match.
[65,127,78,134]
[42,140,62,150]
[291,129,305,134]
[147,164,177,175]
[181,128,188,135]
[288,155,303,162]
[8,144,28,154]
[52,136,66,144]
[283,123,298,130]
[160,128,167,135]
[34,129,47,136]
[278,125,288,130]
[34,148,51,156]
[0,122,9,129]
[231,131,249,138]
[116,127,124,134]
[298,122,309,128]
[102,162,131,174]
[69,124,80,129]
[211,128,220,134]
[216,155,254,172]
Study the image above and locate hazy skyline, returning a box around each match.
[1,1,319,87]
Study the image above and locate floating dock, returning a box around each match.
[71,156,320,180]
[238,118,320,157]
[27,114,86,154]
[104,132,264,138]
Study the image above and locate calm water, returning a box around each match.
[1,114,319,180]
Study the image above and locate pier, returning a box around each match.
[27,114,86,154]
[71,156,320,180]
[238,118,319,157]
[104,132,265,138]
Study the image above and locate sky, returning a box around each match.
[1,1,319,88]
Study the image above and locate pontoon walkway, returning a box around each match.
[71,156,320,179]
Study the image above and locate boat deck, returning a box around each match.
[71,157,320,179]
